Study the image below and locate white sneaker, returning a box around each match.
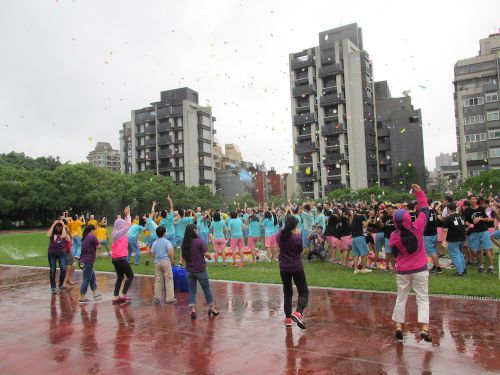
[360,269,372,274]
[354,269,359,274]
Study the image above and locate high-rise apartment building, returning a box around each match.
[454,33,500,178]
[87,142,120,172]
[120,88,216,192]
[289,23,377,199]
[374,81,425,188]
[435,152,453,173]
[119,121,133,174]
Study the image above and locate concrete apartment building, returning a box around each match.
[119,88,216,192]
[374,81,426,188]
[435,152,453,173]
[454,33,500,178]
[289,23,377,199]
[87,142,120,173]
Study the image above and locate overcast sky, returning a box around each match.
[1,0,499,173]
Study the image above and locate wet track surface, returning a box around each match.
[1,265,499,374]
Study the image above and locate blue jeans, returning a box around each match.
[375,232,385,252]
[424,235,438,256]
[352,236,368,256]
[302,230,311,247]
[448,241,466,273]
[48,253,66,290]
[187,270,214,307]
[80,263,97,295]
[72,236,82,258]
[128,237,140,264]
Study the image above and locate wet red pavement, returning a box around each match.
[1,265,499,374]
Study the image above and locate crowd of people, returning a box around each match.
[46,186,500,338]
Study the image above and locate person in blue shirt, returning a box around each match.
[209,212,227,266]
[127,216,146,265]
[315,206,326,234]
[247,210,261,262]
[227,211,245,267]
[242,204,250,247]
[300,203,315,252]
[261,210,278,261]
[196,208,211,245]
[143,201,160,266]
[175,208,196,266]
[151,226,176,304]
[159,195,175,245]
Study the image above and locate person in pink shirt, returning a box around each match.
[111,207,134,305]
[390,184,432,343]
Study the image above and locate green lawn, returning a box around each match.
[1,230,500,298]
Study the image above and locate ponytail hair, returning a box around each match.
[82,224,95,240]
[279,215,298,244]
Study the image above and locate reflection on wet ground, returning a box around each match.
[0,265,499,374]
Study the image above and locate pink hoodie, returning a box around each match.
[112,216,131,259]
[389,189,429,274]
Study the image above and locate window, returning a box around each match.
[463,97,484,107]
[490,148,500,158]
[487,111,500,121]
[465,133,487,142]
[485,93,498,103]
[464,115,485,125]
[488,130,500,139]
[466,151,488,161]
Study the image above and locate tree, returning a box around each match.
[394,161,417,191]
[463,170,500,197]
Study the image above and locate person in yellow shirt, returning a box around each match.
[68,215,84,258]
[132,216,139,225]
[87,215,98,229]
[94,223,110,256]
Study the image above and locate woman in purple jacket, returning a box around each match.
[182,224,219,319]
[277,215,309,329]
[390,184,432,342]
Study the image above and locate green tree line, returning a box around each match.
[0,152,224,228]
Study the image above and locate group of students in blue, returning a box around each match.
[47,186,500,336]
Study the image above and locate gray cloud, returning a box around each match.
[1,0,499,172]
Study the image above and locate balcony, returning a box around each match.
[297,133,312,140]
[135,112,155,123]
[323,153,348,165]
[318,63,343,78]
[158,122,174,132]
[295,141,318,154]
[322,124,346,136]
[320,50,336,65]
[378,143,390,151]
[319,93,344,107]
[292,84,316,97]
[157,107,171,118]
[293,113,316,125]
[291,55,314,70]
[144,125,156,134]
[296,171,318,183]
[146,151,157,160]
[158,149,176,158]
[158,135,173,145]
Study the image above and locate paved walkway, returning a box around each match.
[0,265,499,374]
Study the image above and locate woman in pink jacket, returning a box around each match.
[390,184,432,342]
[111,207,134,305]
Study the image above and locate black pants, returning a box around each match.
[280,268,309,318]
[112,258,134,297]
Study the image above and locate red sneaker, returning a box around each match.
[232,262,238,267]
[284,317,292,327]
[292,311,306,329]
